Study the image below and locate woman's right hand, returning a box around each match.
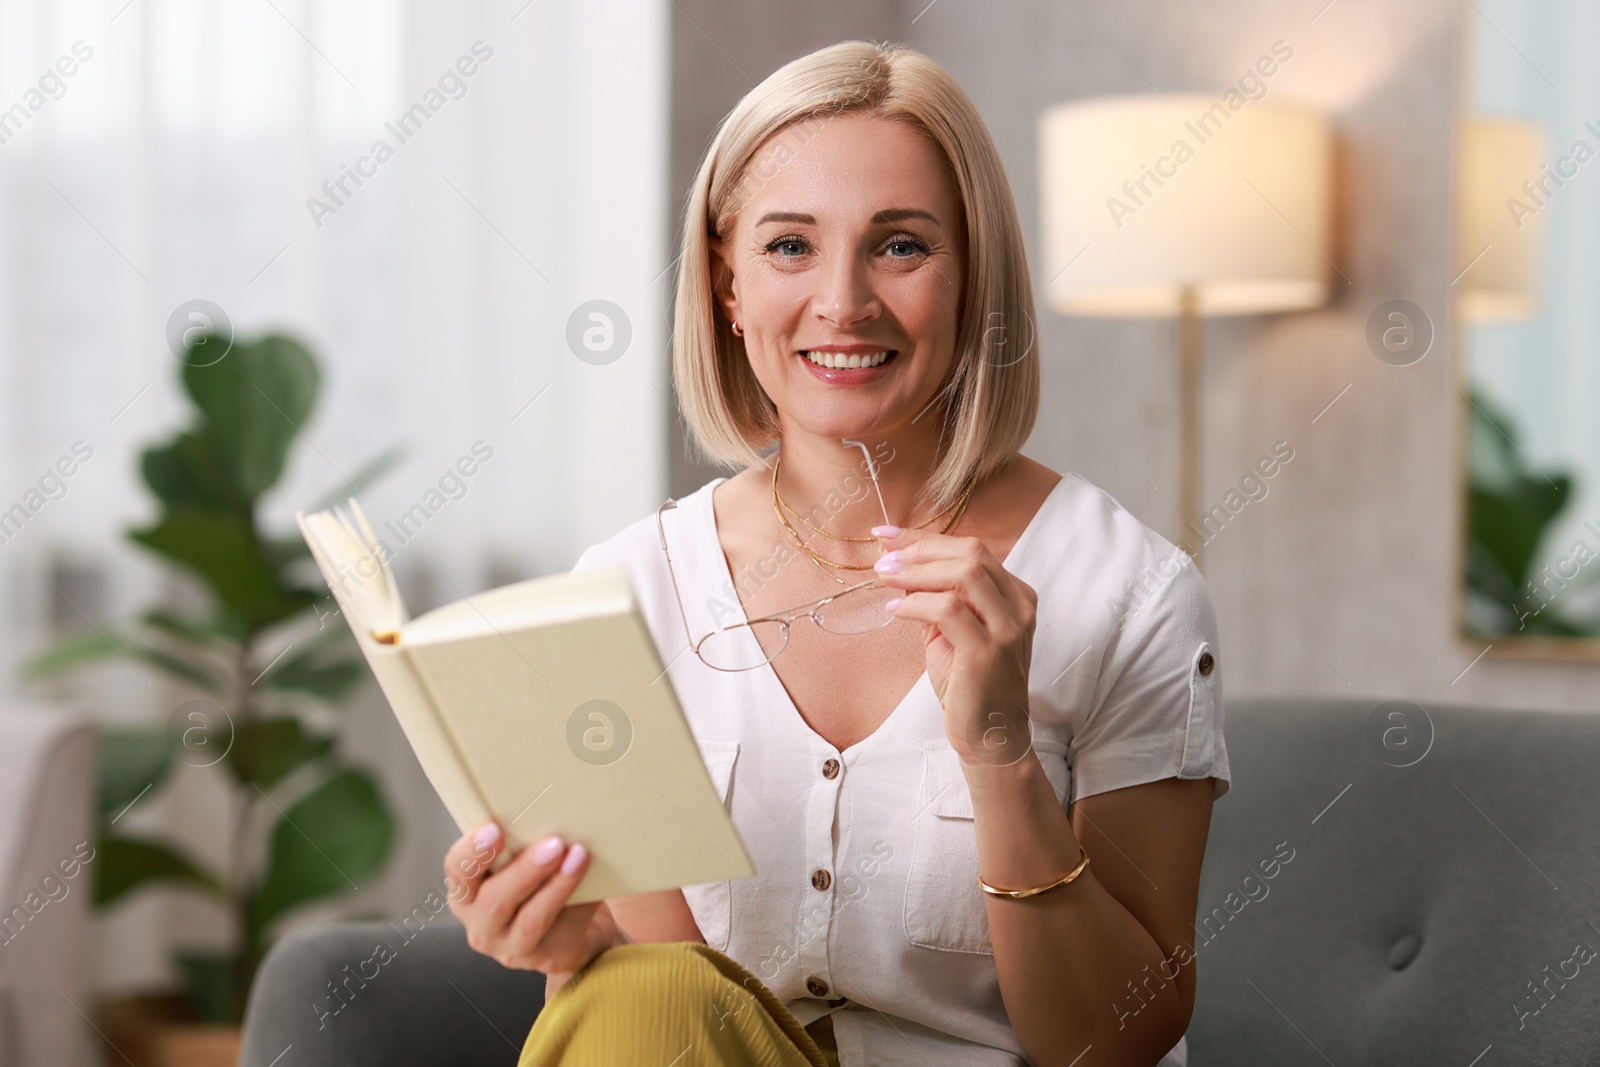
[444,822,629,979]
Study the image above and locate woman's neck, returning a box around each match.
[768,422,952,537]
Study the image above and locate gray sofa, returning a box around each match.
[239,697,1600,1065]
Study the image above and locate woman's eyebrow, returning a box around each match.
[753,211,816,227]
[871,208,940,227]
[751,208,942,228]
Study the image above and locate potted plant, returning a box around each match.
[23,331,403,1064]
[1463,386,1599,637]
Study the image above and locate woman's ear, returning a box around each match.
[707,233,740,328]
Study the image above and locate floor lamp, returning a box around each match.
[1456,115,1545,324]
[1039,94,1334,566]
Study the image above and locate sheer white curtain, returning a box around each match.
[0,0,668,991]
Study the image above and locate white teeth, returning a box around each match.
[802,350,891,369]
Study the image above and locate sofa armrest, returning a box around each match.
[0,706,97,1067]
[239,917,545,1067]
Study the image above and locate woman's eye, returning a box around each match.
[763,234,927,260]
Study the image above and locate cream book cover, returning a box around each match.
[294,498,754,904]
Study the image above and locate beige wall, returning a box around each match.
[669,0,1600,714]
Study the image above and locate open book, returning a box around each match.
[294,499,754,904]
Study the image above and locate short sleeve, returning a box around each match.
[570,541,608,575]
[1069,550,1231,803]
[570,527,639,577]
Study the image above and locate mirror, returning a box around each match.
[1456,0,1600,656]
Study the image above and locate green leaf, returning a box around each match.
[1468,479,1570,591]
[224,717,334,788]
[129,508,311,628]
[250,769,393,940]
[94,835,226,907]
[267,652,366,701]
[98,729,173,822]
[264,533,313,569]
[21,630,131,679]
[305,443,408,513]
[256,625,366,701]
[182,334,319,501]
[20,630,224,693]
[127,645,230,695]
[141,609,240,649]
[284,617,357,655]
[140,430,248,516]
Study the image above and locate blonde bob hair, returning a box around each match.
[672,39,1040,514]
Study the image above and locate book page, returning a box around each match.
[296,507,492,847]
[299,502,406,639]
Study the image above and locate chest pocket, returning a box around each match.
[683,740,739,952]
[904,737,1070,955]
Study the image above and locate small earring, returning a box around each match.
[731,320,744,337]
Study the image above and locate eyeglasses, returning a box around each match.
[655,498,900,672]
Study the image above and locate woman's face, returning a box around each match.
[710,113,966,444]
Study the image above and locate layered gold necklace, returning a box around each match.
[769,452,977,581]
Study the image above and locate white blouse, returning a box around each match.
[571,471,1230,1066]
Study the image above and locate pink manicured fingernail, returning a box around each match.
[473,822,501,850]
[533,835,564,863]
[561,843,588,875]
[874,557,902,574]
[884,597,902,612]
[871,525,902,537]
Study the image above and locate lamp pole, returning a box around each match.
[1177,284,1203,568]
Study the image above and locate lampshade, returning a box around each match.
[1456,115,1546,323]
[1039,93,1334,317]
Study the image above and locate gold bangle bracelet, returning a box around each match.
[978,845,1090,899]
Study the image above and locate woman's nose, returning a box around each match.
[812,251,880,329]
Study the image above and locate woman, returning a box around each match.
[444,39,1229,1067]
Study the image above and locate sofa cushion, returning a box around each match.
[1185,697,1600,1065]
[239,916,545,1067]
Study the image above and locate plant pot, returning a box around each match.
[96,992,241,1067]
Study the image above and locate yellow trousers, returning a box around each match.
[518,943,841,1067]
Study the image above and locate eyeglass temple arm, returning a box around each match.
[656,499,696,646]
[842,438,892,529]
[741,576,881,626]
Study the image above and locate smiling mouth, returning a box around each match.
[799,350,897,370]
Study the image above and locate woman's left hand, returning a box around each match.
[870,527,1038,766]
